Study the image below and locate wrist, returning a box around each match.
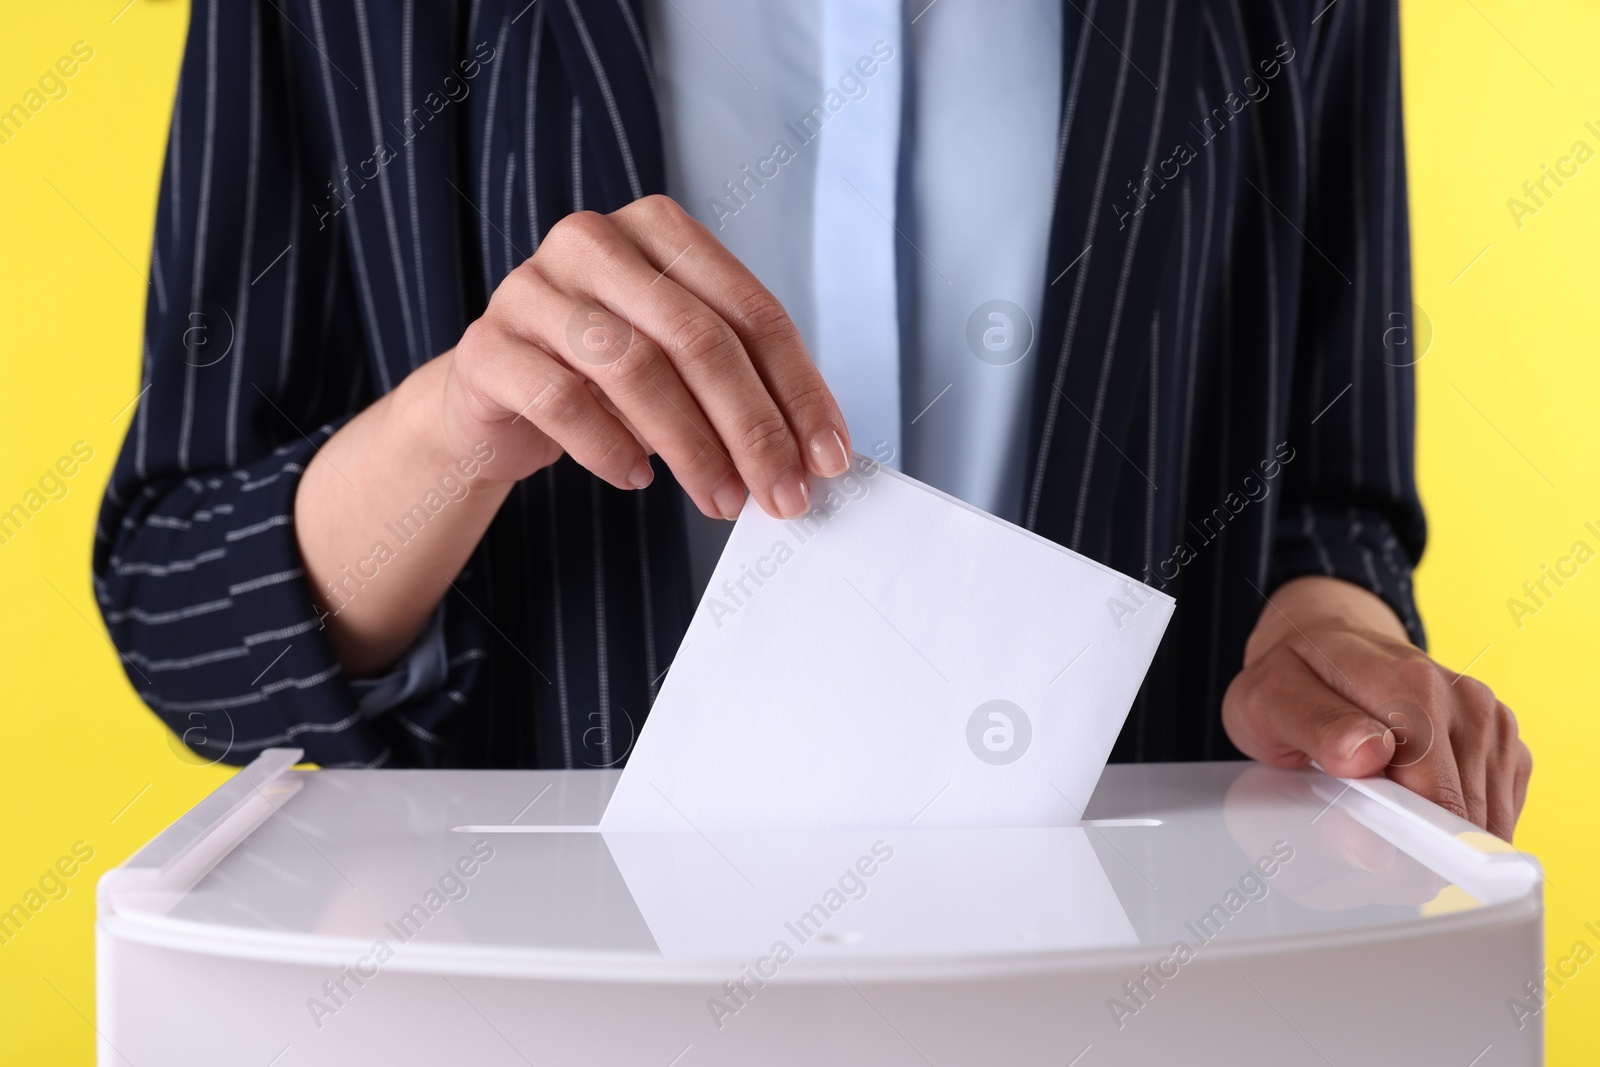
[297,352,513,676]
[384,351,476,477]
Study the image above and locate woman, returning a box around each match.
[94,0,1528,841]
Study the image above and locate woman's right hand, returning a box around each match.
[297,194,847,675]
[438,194,852,520]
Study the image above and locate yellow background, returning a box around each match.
[1,1,1594,1061]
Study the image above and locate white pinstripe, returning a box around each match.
[229,567,304,595]
[260,661,342,697]
[1348,0,1369,491]
[545,468,573,765]
[479,16,513,288]
[1267,0,1306,202]
[107,599,232,625]
[1304,0,1350,482]
[1050,0,1098,205]
[151,242,169,316]
[1380,0,1402,499]
[354,0,422,368]
[1302,503,1335,574]
[523,4,546,250]
[1225,0,1280,591]
[565,0,642,200]
[244,617,323,645]
[401,0,435,361]
[240,464,302,491]
[503,151,517,279]
[467,0,484,56]
[127,645,251,672]
[114,547,228,577]
[1308,0,1327,68]
[1025,0,1135,531]
[1201,11,1243,752]
[590,479,611,767]
[1069,0,1176,551]
[1380,530,1421,634]
[144,690,281,713]
[226,514,292,541]
[1144,311,1160,580]
[635,489,658,704]
[1359,542,1382,592]
[570,96,583,211]
[614,0,657,106]
[275,12,303,393]
[169,72,183,247]
[175,505,222,523]
[135,337,151,481]
[307,0,394,394]
[1175,139,1215,538]
[178,0,220,473]
[226,5,263,469]
[1310,0,1350,110]
[1173,186,1193,431]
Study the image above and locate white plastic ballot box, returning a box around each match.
[97,749,1543,1066]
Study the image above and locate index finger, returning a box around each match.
[1222,642,1397,778]
[611,196,852,480]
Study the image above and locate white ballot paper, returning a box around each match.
[602,453,1174,832]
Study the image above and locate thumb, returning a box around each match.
[1224,643,1395,778]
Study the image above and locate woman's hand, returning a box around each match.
[438,194,851,519]
[297,195,848,675]
[1222,576,1533,842]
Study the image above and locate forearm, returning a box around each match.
[294,351,512,676]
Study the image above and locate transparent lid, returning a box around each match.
[104,759,1540,979]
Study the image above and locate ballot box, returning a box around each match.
[97,748,1542,1066]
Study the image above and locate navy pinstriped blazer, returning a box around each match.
[94,0,1425,770]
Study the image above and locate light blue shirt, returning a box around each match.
[647,0,1063,590]
[367,1,1064,707]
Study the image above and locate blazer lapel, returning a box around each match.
[1025,0,1206,548]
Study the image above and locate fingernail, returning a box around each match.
[1342,727,1390,761]
[807,429,849,477]
[770,466,811,519]
[627,456,654,490]
[712,473,747,521]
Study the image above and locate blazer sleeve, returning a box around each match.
[1273,0,1428,647]
[92,1,481,767]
